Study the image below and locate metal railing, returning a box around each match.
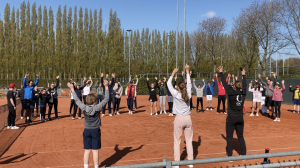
[0,99,21,132]
[104,150,300,168]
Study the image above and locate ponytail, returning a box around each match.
[178,82,190,103]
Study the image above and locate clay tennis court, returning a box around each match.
[0,95,299,168]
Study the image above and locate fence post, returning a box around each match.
[163,158,172,168]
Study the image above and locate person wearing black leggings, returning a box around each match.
[269,80,285,122]
[193,78,205,113]
[47,76,59,120]
[219,66,247,158]
[216,73,226,114]
[165,76,177,116]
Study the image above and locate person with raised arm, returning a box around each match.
[216,73,226,114]
[219,66,247,160]
[129,75,139,109]
[258,73,276,118]
[165,76,177,116]
[167,64,193,168]
[147,76,159,116]
[67,79,109,168]
[204,78,215,111]
[113,81,123,115]
[95,80,103,104]
[193,78,205,113]
[83,77,93,104]
[269,80,285,122]
[126,80,135,115]
[289,85,300,113]
[23,72,39,124]
[101,73,115,117]
[158,78,167,114]
[47,75,60,120]
[248,80,263,117]
[71,79,87,120]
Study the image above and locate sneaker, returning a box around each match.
[56,118,59,120]
[160,111,162,114]
[69,113,72,116]
[164,111,167,114]
[28,119,33,123]
[72,117,75,120]
[109,114,112,117]
[48,118,52,121]
[217,112,219,114]
[293,110,295,113]
[206,108,209,110]
[78,117,82,119]
[188,165,194,168]
[256,113,259,117]
[273,118,278,122]
[155,113,158,116]
[150,113,153,116]
[202,110,204,113]
[196,110,199,113]
[11,126,20,129]
[277,118,281,122]
[117,112,120,115]
[224,112,227,114]
[130,112,133,115]
[7,126,11,129]
[298,111,300,114]
[27,117,29,120]
[172,166,179,168]
[101,114,105,117]
[210,108,213,111]
[250,113,254,116]
[21,116,24,119]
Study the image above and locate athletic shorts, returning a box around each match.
[23,99,34,109]
[253,98,261,103]
[149,95,157,102]
[167,96,173,102]
[206,95,212,101]
[294,99,300,105]
[265,97,274,107]
[83,128,101,150]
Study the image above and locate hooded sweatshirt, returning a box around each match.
[193,81,205,98]
[72,89,109,129]
[269,83,285,102]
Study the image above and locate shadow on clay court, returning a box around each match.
[119,110,146,114]
[180,136,201,160]
[16,114,71,128]
[99,144,143,167]
[287,109,300,113]
[0,152,37,164]
[221,134,241,155]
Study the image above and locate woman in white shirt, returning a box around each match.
[249,81,263,116]
[167,65,193,168]
[83,77,93,104]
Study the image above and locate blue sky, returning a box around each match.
[0,0,256,33]
[0,0,298,60]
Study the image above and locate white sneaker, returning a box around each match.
[168,113,172,116]
[130,111,133,115]
[298,111,300,114]
[155,113,158,116]
[11,126,20,129]
[172,166,179,168]
[129,111,131,114]
[7,126,11,129]
[160,111,162,114]
[164,111,167,114]
[101,114,105,117]
[27,117,29,120]
[72,117,75,120]
[150,113,153,116]
[117,112,120,115]
[224,112,227,114]
[256,113,259,116]
[21,116,24,119]
[210,108,213,111]
[109,114,112,116]
[250,113,254,116]
[188,165,194,168]
[78,117,82,119]
[206,108,209,110]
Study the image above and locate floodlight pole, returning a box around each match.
[127,29,132,79]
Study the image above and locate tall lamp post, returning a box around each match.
[127,29,132,79]
[167,34,170,76]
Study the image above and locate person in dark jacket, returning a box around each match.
[32,86,40,117]
[219,66,247,159]
[101,73,115,117]
[289,85,300,113]
[47,76,60,120]
[72,81,87,119]
[39,88,50,122]
[158,78,167,114]
[165,76,177,116]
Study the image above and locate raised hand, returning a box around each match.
[193,78,195,82]
[89,76,92,80]
[272,72,276,78]
[185,64,190,74]
[69,78,73,81]
[249,83,252,86]
[290,85,292,87]
[190,71,192,75]
[174,75,177,81]
[36,73,39,77]
[232,74,235,77]
[67,82,73,90]
[135,74,137,78]
[101,73,103,77]
[83,77,87,81]
[255,80,258,83]
[155,77,157,80]
[258,73,261,79]
[182,71,184,76]
[202,78,205,82]
[25,72,29,77]
[56,76,60,79]
[266,76,269,80]
[212,78,215,82]
[218,66,223,72]
[173,68,179,77]
[235,76,238,80]
[215,73,218,77]
[282,80,284,84]
[228,73,231,77]
[106,74,109,78]
[147,77,149,81]
[112,73,115,78]
[241,68,246,75]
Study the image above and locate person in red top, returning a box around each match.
[216,73,226,114]
[126,81,136,115]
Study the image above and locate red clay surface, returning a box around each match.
[0,95,299,168]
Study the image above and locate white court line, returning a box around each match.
[44,146,300,168]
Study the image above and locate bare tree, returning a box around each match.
[277,0,300,55]
[197,16,227,73]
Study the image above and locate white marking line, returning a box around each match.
[44,146,300,168]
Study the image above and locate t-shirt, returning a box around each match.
[295,90,300,99]
[7,91,16,108]
[83,87,90,96]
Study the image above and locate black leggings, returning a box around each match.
[21,100,25,117]
[274,101,281,118]
[7,107,16,126]
[217,95,226,113]
[83,95,87,104]
[168,102,173,113]
[73,103,82,118]
[48,99,58,119]
[196,97,203,110]
[40,106,46,119]
[70,99,75,113]
[190,97,193,108]
[226,116,246,156]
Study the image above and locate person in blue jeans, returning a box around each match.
[204,78,215,111]
[32,86,39,117]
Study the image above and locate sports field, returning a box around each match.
[0,95,299,168]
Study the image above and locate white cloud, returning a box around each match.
[202,11,216,18]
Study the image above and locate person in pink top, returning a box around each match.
[269,80,285,122]
[215,73,226,114]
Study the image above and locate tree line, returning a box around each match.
[0,0,299,80]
